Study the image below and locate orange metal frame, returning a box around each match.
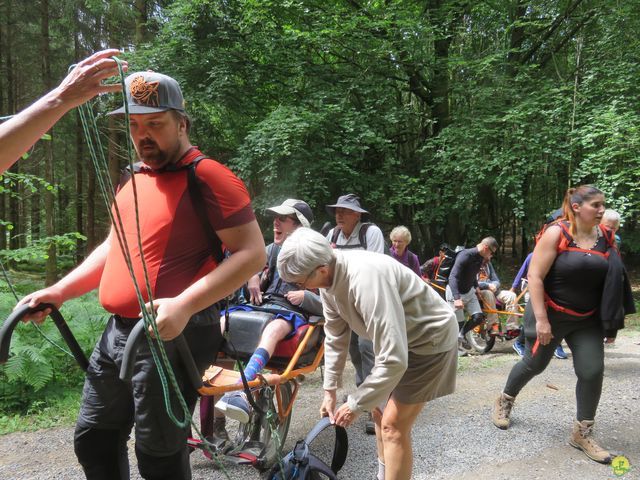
[197,323,325,422]
[428,281,527,317]
[479,286,528,317]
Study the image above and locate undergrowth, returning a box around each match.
[0,272,107,433]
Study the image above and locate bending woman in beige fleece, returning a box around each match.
[277,227,458,480]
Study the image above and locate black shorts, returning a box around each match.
[76,306,222,456]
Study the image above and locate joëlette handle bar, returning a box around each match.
[118,319,203,391]
[0,303,90,371]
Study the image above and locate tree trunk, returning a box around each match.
[41,0,58,285]
[73,26,85,262]
[507,2,527,76]
[0,3,6,251]
[135,0,148,44]
[75,113,86,261]
[6,1,20,254]
[86,167,97,251]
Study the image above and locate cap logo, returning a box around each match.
[130,75,160,107]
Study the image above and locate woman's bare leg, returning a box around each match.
[380,397,425,480]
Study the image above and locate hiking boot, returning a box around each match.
[554,344,568,359]
[215,391,251,424]
[512,341,525,357]
[492,392,515,430]
[569,420,612,464]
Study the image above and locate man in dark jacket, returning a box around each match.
[446,237,498,354]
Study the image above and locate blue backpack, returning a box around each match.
[269,417,348,479]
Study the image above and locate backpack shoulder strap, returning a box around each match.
[307,454,339,479]
[330,226,341,245]
[304,416,348,474]
[186,156,224,265]
[358,222,371,250]
[117,162,144,191]
[536,220,573,253]
[261,243,281,289]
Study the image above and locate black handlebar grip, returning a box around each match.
[0,303,89,371]
[119,320,146,383]
[119,320,203,391]
[174,334,204,391]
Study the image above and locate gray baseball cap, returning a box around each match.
[266,199,314,228]
[108,71,186,115]
[325,193,369,215]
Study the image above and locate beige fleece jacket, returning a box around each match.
[321,250,458,413]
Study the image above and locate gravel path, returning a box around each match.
[1,331,638,479]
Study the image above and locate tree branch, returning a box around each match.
[538,9,596,69]
[519,0,585,64]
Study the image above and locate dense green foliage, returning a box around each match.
[2,0,639,264]
[136,0,640,258]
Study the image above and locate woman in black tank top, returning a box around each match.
[491,185,616,465]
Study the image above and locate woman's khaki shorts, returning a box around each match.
[391,347,457,404]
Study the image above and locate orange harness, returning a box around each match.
[544,293,595,318]
[531,221,616,357]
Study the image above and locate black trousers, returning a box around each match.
[503,304,604,421]
[74,307,222,480]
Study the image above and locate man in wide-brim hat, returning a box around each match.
[325,193,385,435]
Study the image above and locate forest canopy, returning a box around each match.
[1,0,639,282]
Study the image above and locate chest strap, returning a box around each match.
[544,293,596,318]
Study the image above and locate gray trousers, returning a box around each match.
[349,331,375,387]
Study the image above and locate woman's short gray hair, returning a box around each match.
[277,227,335,283]
[390,225,411,243]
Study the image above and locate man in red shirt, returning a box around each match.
[17,71,265,480]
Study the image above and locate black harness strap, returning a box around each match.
[330,222,371,250]
[120,156,224,265]
[185,155,224,265]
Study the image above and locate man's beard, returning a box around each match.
[136,139,180,169]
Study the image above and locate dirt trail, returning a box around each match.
[1,331,639,479]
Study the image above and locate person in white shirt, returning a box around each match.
[325,193,385,253]
[278,228,458,480]
[325,193,385,434]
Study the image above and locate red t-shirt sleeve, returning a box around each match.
[195,159,256,229]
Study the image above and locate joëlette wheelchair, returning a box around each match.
[0,300,325,472]
[465,288,527,354]
[190,295,325,470]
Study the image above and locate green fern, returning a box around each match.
[4,354,27,382]
[1,287,107,415]
[3,345,54,390]
[20,344,49,365]
[22,358,53,391]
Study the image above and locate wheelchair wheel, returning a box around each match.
[465,325,496,354]
[227,381,293,470]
